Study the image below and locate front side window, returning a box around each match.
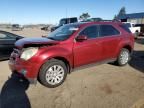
[79,25,98,39]
[99,25,120,37]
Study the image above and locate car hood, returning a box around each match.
[15,37,59,49]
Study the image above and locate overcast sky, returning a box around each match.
[0,0,144,24]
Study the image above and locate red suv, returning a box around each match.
[9,22,134,88]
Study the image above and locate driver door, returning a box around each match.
[73,25,102,67]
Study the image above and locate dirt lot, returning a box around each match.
[0,28,144,108]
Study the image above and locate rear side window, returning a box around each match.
[99,25,120,37]
[79,25,98,39]
[120,24,132,33]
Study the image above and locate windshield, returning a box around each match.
[47,24,79,41]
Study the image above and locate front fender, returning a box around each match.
[36,47,73,70]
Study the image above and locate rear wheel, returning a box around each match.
[116,48,130,66]
[38,59,68,88]
[134,31,139,39]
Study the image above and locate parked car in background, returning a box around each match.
[12,24,23,31]
[124,22,140,38]
[41,25,52,31]
[0,30,23,60]
[41,26,49,31]
[51,17,78,32]
[135,24,144,36]
[9,21,134,88]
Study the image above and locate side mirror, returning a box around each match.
[76,35,88,42]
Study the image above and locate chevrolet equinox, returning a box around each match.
[9,22,134,88]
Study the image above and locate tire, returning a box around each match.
[134,31,139,39]
[116,48,130,66]
[38,59,68,88]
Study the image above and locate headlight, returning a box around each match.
[20,47,38,60]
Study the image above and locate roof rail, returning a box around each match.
[81,19,121,23]
[100,19,121,22]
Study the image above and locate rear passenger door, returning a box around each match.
[99,25,121,60]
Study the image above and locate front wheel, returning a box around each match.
[38,59,68,88]
[116,48,130,66]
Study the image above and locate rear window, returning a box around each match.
[120,24,131,33]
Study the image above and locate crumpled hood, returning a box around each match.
[15,37,59,49]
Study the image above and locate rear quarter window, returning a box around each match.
[120,24,132,33]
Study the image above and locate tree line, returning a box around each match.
[79,7,126,21]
